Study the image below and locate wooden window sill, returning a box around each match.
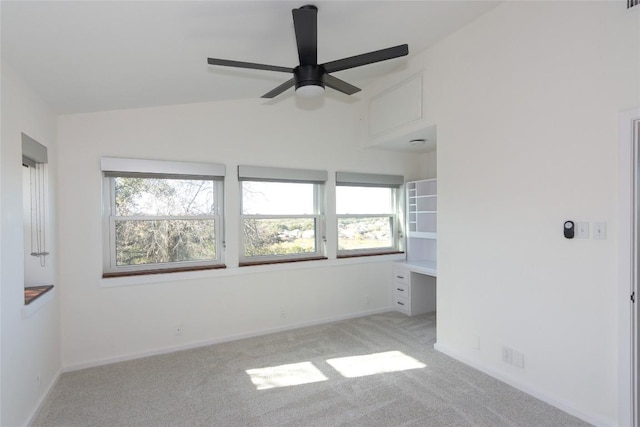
[337,251,404,259]
[103,264,226,279]
[239,256,328,267]
[24,285,54,305]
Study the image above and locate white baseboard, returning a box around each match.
[63,307,393,372]
[25,368,62,427]
[433,342,611,427]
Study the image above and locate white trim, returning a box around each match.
[619,108,640,427]
[62,307,393,373]
[434,343,607,427]
[102,174,224,274]
[25,368,62,427]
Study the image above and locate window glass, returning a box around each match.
[115,219,216,266]
[240,181,323,263]
[337,217,393,251]
[115,177,215,216]
[336,186,399,255]
[243,218,316,257]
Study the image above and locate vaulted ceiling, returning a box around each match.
[1,1,500,114]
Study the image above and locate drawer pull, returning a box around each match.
[397,301,405,306]
[396,275,404,279]
[396,288,405,292]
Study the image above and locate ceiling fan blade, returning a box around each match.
[323,74,361,95]
[322,44,409,74]
[207,58,293,73]
[292,5,317,65]
[261,78,296,98]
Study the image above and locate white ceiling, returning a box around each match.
[1,1,500,114]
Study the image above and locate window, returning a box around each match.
[101,157,225,276]
[336,172,403,257]
[22,133,54,304]
[239,165,327,265]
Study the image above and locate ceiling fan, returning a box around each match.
[207,5,409,99]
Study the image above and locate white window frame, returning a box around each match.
[336,172,404,257]
[238,165,327,265]
[101,157,225,276]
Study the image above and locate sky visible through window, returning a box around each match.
[241,183,394,215]
[242,182,314,215]
[337,186,393,214]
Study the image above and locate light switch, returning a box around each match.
[593,222,607,240]
[576,222,589,239]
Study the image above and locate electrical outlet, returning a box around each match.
[512,349,525,368]
[502,345,525,368]
[174,324,183,336]
[280,308,286,319]
[502,346,513,364]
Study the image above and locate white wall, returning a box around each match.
[418,2,637,426]
[1,64,61,427]
[57,96,424,369]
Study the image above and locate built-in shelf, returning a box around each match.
[394,178,437,316]
[407,179,437,236]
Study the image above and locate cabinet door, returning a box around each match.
[369,75,423,137]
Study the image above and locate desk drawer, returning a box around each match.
[393,267,409,285]
[394,295,409,313]
[394,283,409,297]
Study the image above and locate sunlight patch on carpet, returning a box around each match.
[246,361,329,390]
[326,351,426,378]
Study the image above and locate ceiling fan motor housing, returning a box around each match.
[294,64,325,89]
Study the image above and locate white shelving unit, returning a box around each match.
[393,178,437,316]
[407,178,437,264]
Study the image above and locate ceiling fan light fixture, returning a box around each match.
[410,138,427,146]
[295,84,325,98]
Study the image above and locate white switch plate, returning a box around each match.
[594,222,607,240]
[576,222,589,239]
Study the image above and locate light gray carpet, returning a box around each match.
[32,311,590,426]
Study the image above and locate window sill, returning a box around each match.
[102,264,226,279]
[337,251,404,259]
[23,285,55,319]
[98,253,405,288]
[239,256,328,267]
[25,285,54,305]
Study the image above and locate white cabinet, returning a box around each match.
[359,71,437,153]
[393,265,436,316]
[369,74,423,138]
[393,178,437,316]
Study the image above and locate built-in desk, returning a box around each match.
[401,260,436,277]
[393,261,437,316]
